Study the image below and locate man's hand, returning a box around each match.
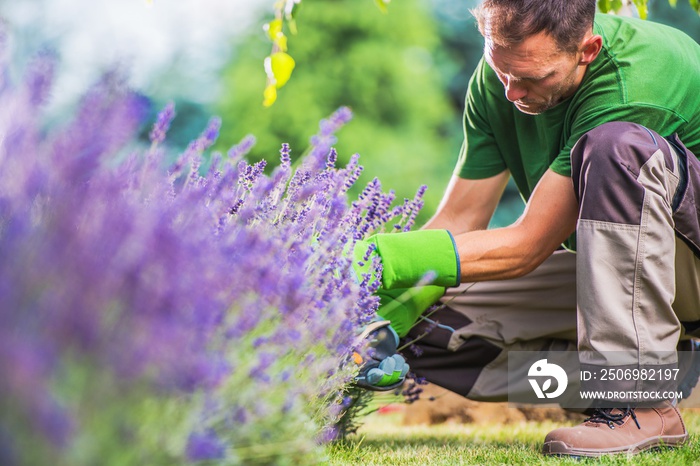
[353,320,409,391]
[350,230,456,337]
[352,229,461,290]
[348,230,460,390]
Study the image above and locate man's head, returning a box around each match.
[472,0,602,115]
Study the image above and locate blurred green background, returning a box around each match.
[216,0,473,227]
[2,0,699,228]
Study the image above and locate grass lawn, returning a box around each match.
[327,407,700,465]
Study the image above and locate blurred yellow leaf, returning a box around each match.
[374,0,389,13]
[287,18,298,35]
[276,34,288,52]
[264,19,288,51]
[633,0,647,19]
[262,52,295,107]
[265,19,283,41]
[270,52,295,88]
[263,84,277,107]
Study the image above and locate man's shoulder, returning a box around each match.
[589,13,700,99]
[572,15,700,159]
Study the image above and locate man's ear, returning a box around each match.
[579,35,603,65]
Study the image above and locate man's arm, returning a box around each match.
[356,170,576,291]
[423,171,511,234]
[454,169,578,282]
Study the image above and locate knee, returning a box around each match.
[571,122,664,223]
[571,122,662,178]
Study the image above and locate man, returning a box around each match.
[356,0,700,457]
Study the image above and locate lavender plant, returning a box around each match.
[0,48,427,465]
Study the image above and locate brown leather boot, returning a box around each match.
[542,401,688,457]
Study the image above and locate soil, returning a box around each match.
[402,383,585,426]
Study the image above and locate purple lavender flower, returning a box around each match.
[24,50,56,107]
[402,372,429,403]
[321,106,353,135]
[0,47,424,464]
[186,430,226,461]
[280,142,292,166]
[34,399,74,448]
[317,426,340,443]
[403,184,428,232]
[149,102,176,144]
[305,107,353,172]
[227,134,256,161]
[232,406,249,424]
[408,344,424,357]
[190,116,221,153]
[249,352,276,381]
[326,147,338,169]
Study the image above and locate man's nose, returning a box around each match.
[504,78,527,102]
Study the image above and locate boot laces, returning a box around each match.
[585,407,641,430]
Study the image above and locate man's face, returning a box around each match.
[484,32,587,115]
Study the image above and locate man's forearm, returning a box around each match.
[453,169,579,283]
[453,224,560,282]
[422,209,486,234]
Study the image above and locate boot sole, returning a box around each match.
[542,433,689,457]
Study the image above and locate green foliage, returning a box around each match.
[597,0,648,18]
[598,0,625,14]
[598,0,700,18]
[217,0,461,224]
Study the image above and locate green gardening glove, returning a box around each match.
[376,285,446,337]
[352,230,457,337]
[352,229,461,290]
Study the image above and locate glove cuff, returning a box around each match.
[372,229,460,290]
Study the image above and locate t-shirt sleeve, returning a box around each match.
[454,59,508,179]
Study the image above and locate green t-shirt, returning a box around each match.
[456,14,700,202]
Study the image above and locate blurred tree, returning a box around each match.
[598,0,700,20]
[216,0,461,224]
[427,0,484,112]
[426,0,524,227]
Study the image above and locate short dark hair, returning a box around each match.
[472,0,597,52]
